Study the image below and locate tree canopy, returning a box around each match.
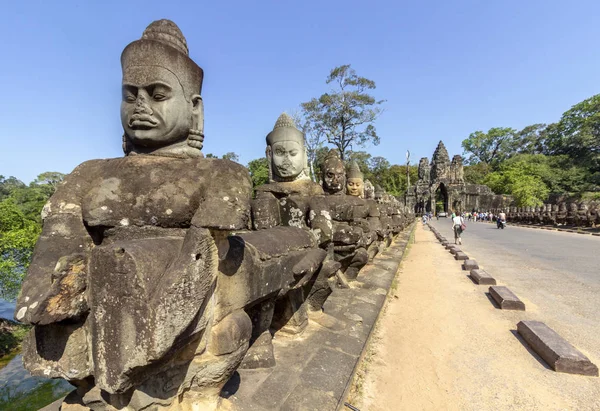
[461,93,600,206]
[301,65,385,161]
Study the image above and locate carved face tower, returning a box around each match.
[346,161,364,197]
[322,149,346,195]
[266,113,309,182]
[121,20,204,157]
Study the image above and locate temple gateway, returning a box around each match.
[407,141,511,215]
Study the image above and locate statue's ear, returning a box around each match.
[266,146,273,182]
[191,94,204,134]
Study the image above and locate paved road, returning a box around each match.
[428,218,600,368]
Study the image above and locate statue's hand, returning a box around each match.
[18,253,88,325]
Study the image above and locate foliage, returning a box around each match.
[247,158,269,188]
[463,162,491,185]
[0,172,63,299]
[205,152,240,162]
[0,176,25,201]
[0,319,30,357]
[546,94,600,172]
[0,199,41,300]
[301,65,385,161]
[461,127,517,167]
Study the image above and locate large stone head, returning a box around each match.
[346,161,364,197]
[321,149,346,195]
[121,20,204,157]
[266,113,309,182]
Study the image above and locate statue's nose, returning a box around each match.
[134,95,152,114]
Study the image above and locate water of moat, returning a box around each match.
[0,298,72,410]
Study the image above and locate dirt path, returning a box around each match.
[349,223,600,411]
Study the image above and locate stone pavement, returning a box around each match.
[222,224,415,411]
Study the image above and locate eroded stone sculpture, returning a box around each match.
[346,161,365,197]
[15,20,328,411]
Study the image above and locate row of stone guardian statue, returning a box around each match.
[500,204,600,227]
[15,20,413,410]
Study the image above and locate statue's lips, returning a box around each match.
[129,119,158,129]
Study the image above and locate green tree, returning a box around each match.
[463,162,491,185]
[301,65,385,161]
[0,176,25,201]
[247,158,269,188]
[0,199,41,300]
[548,94,600,172]
[514,123,548,155]
[222,152,240,162]
[461,127,517,167]
[483,155,553,206]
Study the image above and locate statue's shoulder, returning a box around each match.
[256,179,324,197]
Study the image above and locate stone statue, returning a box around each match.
[15,20,328,411]
[346,161,365,197]
[364,179,375,199]
[121,20,204,158]
[430,141,450,182]
[576,202,589,227]
[418,157,430,184]
[266,113,310,183]
[321,149,346,195]
[450,155,464,184]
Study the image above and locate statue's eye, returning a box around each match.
[289,150,298,157]
[153,93,166,101]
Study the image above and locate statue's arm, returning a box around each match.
[15,160,101,325]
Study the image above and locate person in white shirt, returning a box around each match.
[451,212,465,245]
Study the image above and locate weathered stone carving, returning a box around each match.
[14,20,331,411]
[364,179,375,199]
[450,155,464,184]
[321,149,346,195]
[430,140,450,182]
[417,157,430,184]
[346,161,364,198]
[266,113,310,183]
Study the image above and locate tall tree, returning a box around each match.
[0,176,25,201]
[549,94,600,171]
[461,127,517,167]
[301,65,385,161]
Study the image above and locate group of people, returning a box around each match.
[464,211,495,222]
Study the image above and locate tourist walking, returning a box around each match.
[451,212,465,245]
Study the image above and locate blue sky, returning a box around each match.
[1,0,599,183]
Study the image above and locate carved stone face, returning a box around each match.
[271,140,305,179]
[346,178,364,197]
[121,67,196,148]
[323,162,346,194]
[364,180,374,199]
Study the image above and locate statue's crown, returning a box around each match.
[121,19,204,97]
[266,113,304,146]
[142,20,189,55]
[346,161,364,179]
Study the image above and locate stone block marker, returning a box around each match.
[449,247,460,255]
[517,321,599,376]
[469,269,496,285]
[445,244,455,250]
[454,251,468,261]
[462,259,479,270]
[489,286,525,310]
